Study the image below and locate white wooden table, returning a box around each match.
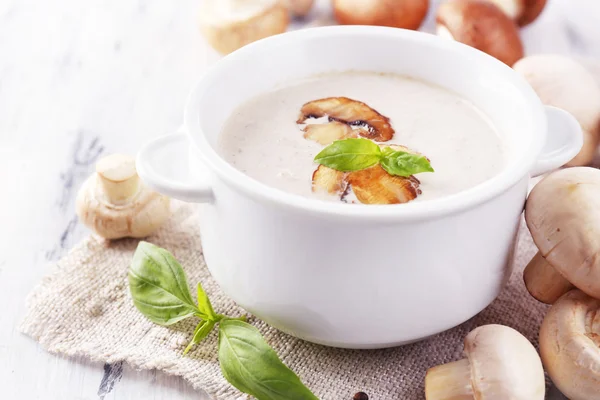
[1,0,597,398]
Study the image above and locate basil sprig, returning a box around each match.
[314,138,434,177]
[128,242,317,399]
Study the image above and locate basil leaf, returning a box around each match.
[196,282,216,320]
[183,319,216,355]
[128,241,201,325]
[380,149,434,177]
[218,320,318,400]
[314,138,381,172]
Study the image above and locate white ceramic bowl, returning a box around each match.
[137,26,582,349]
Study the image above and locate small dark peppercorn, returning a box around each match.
[353,392,369,400]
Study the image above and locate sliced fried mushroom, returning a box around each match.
[539,290,600,400]
[284,0,314,17]
[425,324,545,400]
[524,167,600,303]
[297,97,395,142]
[312,144,424,204]
[303,121,358,145]
[436,0,524,66]
[514,55,600,166]
[332,0,429,30]
[347,165,421,205]
[312,165,347,196]
[76,154,171,239]
[199,0,289,55]
[487,0,547,26]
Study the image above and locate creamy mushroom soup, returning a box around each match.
[218,72,504,204]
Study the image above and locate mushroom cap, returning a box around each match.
[514,55,600,165]
[526,167,600,299]
[333,0,429,30]
[487,0,547,26]
[436,0,524,66]
[464,324,545,399]
[540,290,600,400]
[199,0,289,55]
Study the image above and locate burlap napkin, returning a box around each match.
[21,201,546,399]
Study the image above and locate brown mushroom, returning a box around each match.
[514,55,600,166]
[297,97,395,142]
[199,0,289,55]
[303,121,358,145]
[539,290,600,400]
[332,0,429,30]
[487,0,547,26]
[436,0,524,66]
[524,167,600,304]
[425,324,545,399]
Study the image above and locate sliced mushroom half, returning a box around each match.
[297,97,395,142]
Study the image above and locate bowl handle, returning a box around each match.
[531,106,583,177]
[136,129,214,203]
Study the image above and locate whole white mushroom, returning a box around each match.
[514,55,600,166]
[540,290,600,400]
[199,0,289,55]
[425,324,545,399]
[76,154,170,239]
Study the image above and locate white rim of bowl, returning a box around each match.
[185,26,546,223]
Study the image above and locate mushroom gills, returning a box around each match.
[297,97,395,142]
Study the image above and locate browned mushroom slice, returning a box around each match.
[303,121,358,145]
[347,165,421,204]
[297,97,395,142]
[312,165,348,196]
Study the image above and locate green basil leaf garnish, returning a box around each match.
[128,243,319,398]
[184,319,216,355]
[380,149,434,177]
[128,241,200,325]
[218,319,318,400]
[314,138,434,179]
[314,138,381,171]
[196,282,216,320]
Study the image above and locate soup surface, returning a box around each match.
[218,72,504,204]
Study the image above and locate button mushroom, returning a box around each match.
[199,0,289,55]
[76,154,171,239]
[514,55,600,166]
[425,324,545,400]
[436,0,524,66]
[539,290,600,400]
[332,0,429,30]
[486,0,547,26]
[524,167,600,304]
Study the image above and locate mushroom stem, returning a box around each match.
[96,154,141,204]
[523,252,574,304]
[425,359,474,400]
